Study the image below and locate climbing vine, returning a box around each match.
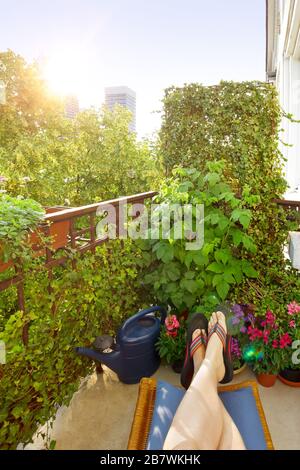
[0,240,146,449]
[159,81,298,299]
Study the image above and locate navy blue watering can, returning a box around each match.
[75,306,167,384]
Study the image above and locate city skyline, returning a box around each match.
[0,0,266,137]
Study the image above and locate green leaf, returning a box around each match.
[242,261,258,278]
[204,172,220,187]
[180,279,199,294]
[215,249,230,265]
[207,262,224,274]
[216,281,230,300]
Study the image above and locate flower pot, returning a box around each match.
[257,373,277,388]
[278,368,300,388]
[171,360,184,374]
[233,362,247,376]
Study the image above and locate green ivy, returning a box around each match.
[0,240,146,449]
[159,81,299,306]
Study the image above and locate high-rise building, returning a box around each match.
[105,86,136,132]
[64,94,79,119]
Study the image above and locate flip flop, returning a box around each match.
[180,313,208,390]
[207,320,233,384]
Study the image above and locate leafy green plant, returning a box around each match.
[0,195,45,262]
[137,161,258,312]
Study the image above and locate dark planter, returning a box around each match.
[279,368,300,387]
[172,360,184,374]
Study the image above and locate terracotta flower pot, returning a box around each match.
[257,373,277,388]
[278,368,300,388]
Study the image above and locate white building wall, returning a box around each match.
[268,0,300,194]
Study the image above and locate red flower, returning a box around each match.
[263,330,270,345]
[279,333,292,349]
[289,320,296,328]
[247,326,263,342]
[272,340,279,349]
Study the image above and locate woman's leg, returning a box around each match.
[163,311,245,450]
[217,402,246,450]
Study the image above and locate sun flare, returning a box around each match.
[42,50,101,106]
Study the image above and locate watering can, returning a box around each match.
[75,306,167,384]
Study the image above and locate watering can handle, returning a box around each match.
[121,306,167,331]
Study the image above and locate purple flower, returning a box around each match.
[240,326,247,334]
[231,337,242,358]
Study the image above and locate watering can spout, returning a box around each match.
[75,347,122,374]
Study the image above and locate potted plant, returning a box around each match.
[0,195,45,272]
[244,309,292,387]
[156,314,187,373]
[279,301,300,387]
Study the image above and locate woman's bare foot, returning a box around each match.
[192,329,206,377]
[205,311,226,382]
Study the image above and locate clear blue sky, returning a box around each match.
[0,0,266,137]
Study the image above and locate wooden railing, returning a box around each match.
[274,198,300,213]
[0,191,157,344]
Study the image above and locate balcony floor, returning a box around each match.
[25,365,300,450]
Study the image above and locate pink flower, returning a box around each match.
[287,301,300,316]
[247,326,263,342]
[272,340,279,349]
[263,330,270,345]
[279,333,292,349]
[289,320,296,328]
[165,315,180,332]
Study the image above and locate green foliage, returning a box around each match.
[0,51,161,206]
[0,240,146,449]
[0,195,45,262]
[159,82,289,280]
[136,162,258,312]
